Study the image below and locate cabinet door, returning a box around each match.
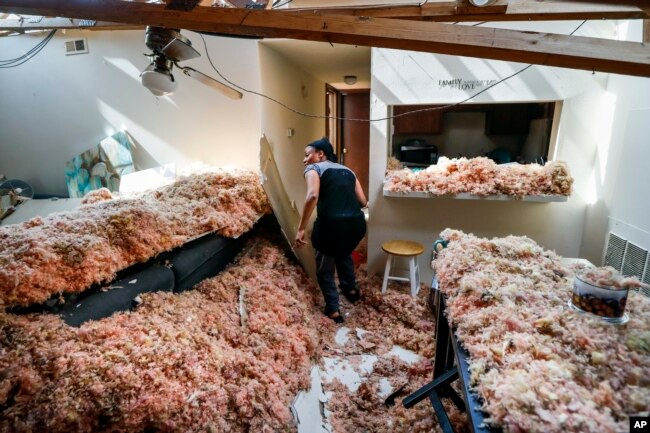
[485,104,531,135]
[393,105,442,134]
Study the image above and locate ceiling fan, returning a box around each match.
[140,27,243,99]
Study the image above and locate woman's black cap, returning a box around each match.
[308,138,337,162]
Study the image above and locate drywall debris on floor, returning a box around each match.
[292,326,423,432]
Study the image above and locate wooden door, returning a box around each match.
[340,90,370,197]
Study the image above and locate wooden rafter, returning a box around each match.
[294,0,649,22]
[0,0,649,77]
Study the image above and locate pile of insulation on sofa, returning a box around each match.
[0,167,271,307]
[433,229,650,433]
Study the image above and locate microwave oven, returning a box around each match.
[400,141,438,166]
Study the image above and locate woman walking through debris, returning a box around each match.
[295,138,368,323]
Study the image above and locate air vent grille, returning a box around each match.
[604,233,627,271]
[622,242,647,280]
[605,232,650,298]
[65,38,88,55]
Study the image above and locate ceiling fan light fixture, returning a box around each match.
[140,27,243,99]
[141,68,177,96]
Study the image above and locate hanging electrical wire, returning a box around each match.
[271,0,294,9]
[0,29,56,68]
[197,19,588,123]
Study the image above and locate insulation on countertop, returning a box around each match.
[434,229,650,433]
[385,157,573,197]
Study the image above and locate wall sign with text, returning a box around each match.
[438,79,498,90]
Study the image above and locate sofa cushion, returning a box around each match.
[174,236,244,292]
[167,233,231,282]
[60,265,174,327]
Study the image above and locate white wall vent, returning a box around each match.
[65,38,88,55]
[604,233,627,271]
[622,242,648,281]
[604,232,650,298]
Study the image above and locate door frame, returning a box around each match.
[325,84,342,156]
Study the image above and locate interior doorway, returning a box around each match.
[327,86,370,197]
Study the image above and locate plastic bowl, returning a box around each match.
[570,274,629,323]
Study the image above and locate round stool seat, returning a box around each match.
[382,240,424,257]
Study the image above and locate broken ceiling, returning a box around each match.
[0,0,649,76]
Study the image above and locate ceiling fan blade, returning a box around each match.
[162,37,200,62]
[182,68,243,100]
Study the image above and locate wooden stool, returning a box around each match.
[381,240,425,297]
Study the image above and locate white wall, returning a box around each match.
[554,19,650,263]
[368,20,619,282]
[258,42,326,212]
[0,30,261,196]
[578,20,650,260]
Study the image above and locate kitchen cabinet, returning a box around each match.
[485,104,532,135]
[393,105,442,134]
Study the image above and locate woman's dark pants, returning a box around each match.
[315,250,357,315]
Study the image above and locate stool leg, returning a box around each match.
[382,254,393,294]
[409,256,418,297]
[415,259,420,296]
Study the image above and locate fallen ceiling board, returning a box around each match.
[260,135,316,281]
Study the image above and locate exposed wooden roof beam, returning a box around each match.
[295,0,649,22]
[0,0,649,77]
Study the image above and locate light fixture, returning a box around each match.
[140,55,177,96]
[141,69,177,96]
[343,75,357,85]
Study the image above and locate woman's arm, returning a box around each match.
[295,170,320,247]
[354,179,368,208]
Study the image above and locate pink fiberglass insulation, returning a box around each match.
[578,266,647,290]
[433,229,650,433]
[0,240,460,433]
[80,188,114,205]
[385,157,573,197]
[319,270,467,433]
[0,169,271,307]
[0,234,325,433]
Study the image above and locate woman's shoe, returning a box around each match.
[342,288,361,304]
[325,310,345,324]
